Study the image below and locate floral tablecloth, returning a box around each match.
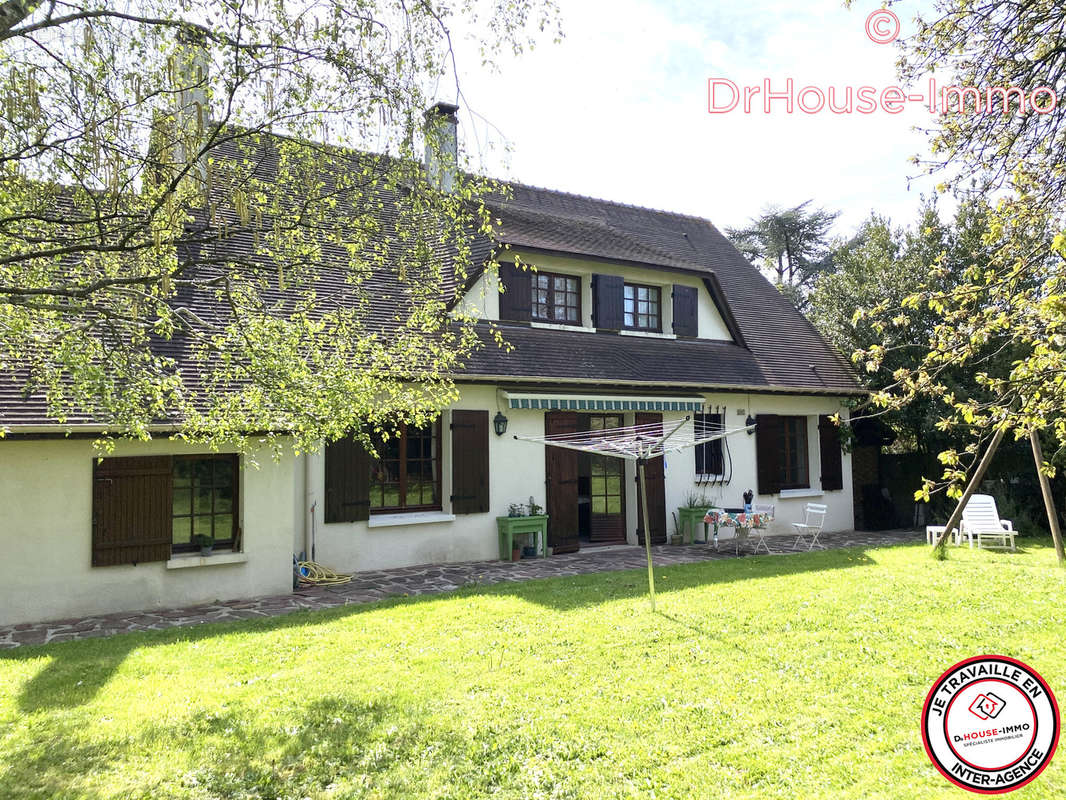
[702,509,774,530]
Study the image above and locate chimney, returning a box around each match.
[172,27,210,190]
[424,102,459,192]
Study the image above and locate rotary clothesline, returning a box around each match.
[514,416,757,610]
[514,419,755,461]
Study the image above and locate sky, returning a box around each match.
[446,0,941,238]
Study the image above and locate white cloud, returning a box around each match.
[450,0,943,236]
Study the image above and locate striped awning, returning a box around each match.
[503,392,705,413]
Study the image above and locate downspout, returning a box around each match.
[303,450,314,560]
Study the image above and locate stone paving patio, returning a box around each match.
[0,529,923,649]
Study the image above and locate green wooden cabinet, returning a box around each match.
[676,506,710,544]
[496,515,549,560]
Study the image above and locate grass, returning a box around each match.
[2,542,1066,799]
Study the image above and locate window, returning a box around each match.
[92,454,240,567]
[624,283,661,331]
[694,413,724,476]
[780,416,810,489]
[172,455,238,552]
[370,420,442,513]
[532,271,580,324]
[588,414,625,515]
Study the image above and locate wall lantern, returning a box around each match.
[745,414,757,433]
[494,411,509,436]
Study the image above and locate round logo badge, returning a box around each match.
[922,655,1059,794]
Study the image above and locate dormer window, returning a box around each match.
[532,271,581,324]
[623,283,661,332]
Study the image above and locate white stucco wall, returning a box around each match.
[0,387,855,625]
[660,394,854,539]
[457,252,734,341]
[307,384,548,572]
[308,385,855,573]
[0,437,297,626]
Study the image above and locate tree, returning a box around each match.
[839,1,1066,512]
[727,201,838,308]
[0,0,560,450]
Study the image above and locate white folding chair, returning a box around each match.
[792,503,827,550]
[960,494,1016,551]
[749,504,776,554]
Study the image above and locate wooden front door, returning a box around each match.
[545,411,580,554]
[635,412,667,545]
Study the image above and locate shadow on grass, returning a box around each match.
[487,546,881,612]
[4,545,885,715]
[0,693,494,800]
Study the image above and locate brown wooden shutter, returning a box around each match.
[545,411,580,554]
[498,262,532,322]
[635,412,668,545]
[592,274,624,329]
[451,410,489,514]
[92,456,173,567]
[755,414,782,495]
[324,434,372,522]
[671,285,699,337]
[819,415,844,491]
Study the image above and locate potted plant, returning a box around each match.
[508,503,526,518]
[194,533,214,557]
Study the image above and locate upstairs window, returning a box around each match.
[532,272,581,324]
[624,283,661,331]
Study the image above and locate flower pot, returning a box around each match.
[522,545,538,558]
[200,545,214,557]
[511,546,521,562]
[669,534,683,546]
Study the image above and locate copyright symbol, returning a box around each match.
[865,9,900,44]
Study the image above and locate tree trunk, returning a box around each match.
[1030,429,1066,566]
[933,426,1006,552]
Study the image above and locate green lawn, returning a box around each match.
[3,543,1066,799]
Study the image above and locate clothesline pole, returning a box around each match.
[637,457,656,612]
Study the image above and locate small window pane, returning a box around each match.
[215,486,233,513]
[194,459,213,483]
[172,517,191,544]
[193,515,213,539]
[173,487,192,516]
[214,459,233,486]
[214,514,233,539]
[195,487,213,514]
[174,460,192,486]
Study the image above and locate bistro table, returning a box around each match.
[702,507,775,551]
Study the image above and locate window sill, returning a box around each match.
[778,488,823,499]
[619,330,676,340]
[530,321,595,334]
[368,511,457,528]
[166,552,248,570]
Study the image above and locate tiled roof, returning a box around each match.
[0,137,860,429]
[460,181,860,394]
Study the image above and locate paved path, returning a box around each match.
[0,529,922,648]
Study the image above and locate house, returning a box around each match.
[0,104,862,627]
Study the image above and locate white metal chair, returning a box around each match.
[960,494,1016,551]
[792,503,828,550]
[749,504,776,554]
